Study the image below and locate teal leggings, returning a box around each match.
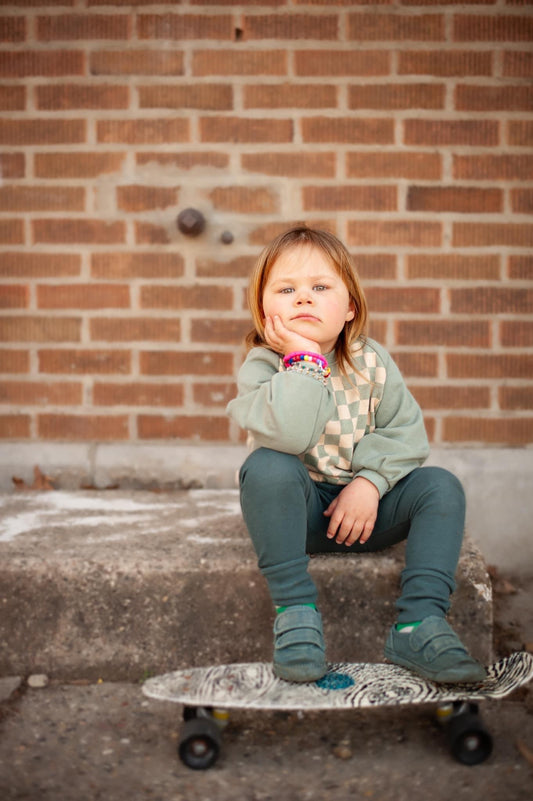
[239,448,466,623]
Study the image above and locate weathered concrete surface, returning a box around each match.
[0,490,493,681]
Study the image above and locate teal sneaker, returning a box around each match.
[384,616,487,684]
[273,605,327,683]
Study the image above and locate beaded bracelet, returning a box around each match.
[282,351,331,381]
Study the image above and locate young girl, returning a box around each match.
[226,226,486,685]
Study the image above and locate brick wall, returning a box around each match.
[0,1,532,455]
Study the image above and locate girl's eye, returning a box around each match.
[314,285,327,291]
[280,287,294,294]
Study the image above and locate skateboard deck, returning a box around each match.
[143,651,533,711]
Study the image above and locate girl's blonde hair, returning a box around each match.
[245,226,368,375]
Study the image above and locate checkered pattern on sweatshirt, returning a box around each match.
[300,342,387,485]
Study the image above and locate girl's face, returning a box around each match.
[262,244,355,353]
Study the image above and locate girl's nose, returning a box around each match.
[295,288,313,304]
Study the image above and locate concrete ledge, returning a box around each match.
[0,490,492,681]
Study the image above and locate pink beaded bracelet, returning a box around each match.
[282,351,330,379]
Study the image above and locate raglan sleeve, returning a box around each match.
[226,347,335,455]
[351,344,430,498]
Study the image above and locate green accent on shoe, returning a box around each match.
[276,603,316,615]
[384,616,487,684]
[273,604,327,683]
[396,621,422,632]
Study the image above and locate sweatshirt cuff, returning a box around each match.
[355,469,390,499]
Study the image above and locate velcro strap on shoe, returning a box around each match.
[275,627,325,651]
[274,606,322,636]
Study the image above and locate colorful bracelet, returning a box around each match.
[282,351,330,380]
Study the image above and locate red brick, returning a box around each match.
[39,414,129,441]
[392,351,439,378]
[0,119,85,146]
[351,254,396,281]
[0,220,24,245]
[0,86,25,110]
[191,319,251,346]
[511,189,533,215]
[367,319,387,344]
[244,84,336,109]
[138,84,232,110]
[396,320,491,348]
[94,382,183,407]
[193,382,236,408]
[0,381,82,406]
[135,222,171,245]
[407,254,500,281]
[302,117,394,144]
[0,350,29,373]
[36,83,129,110]
[347,151,441,180]
[295,50,389,76]
[508,256,533,280]
[244,13,338,39]
[200,116,292,143]
[0,415,30,438]
[0,186,85,212]
[90,318,181,342]
[453,154,533,181]
[348,220,442,248]
[138,414,229,441]
[38,284,130,310]
[209,186,278,214]
[92,252,184,280]
[141,285,232,311]
[0,253,80,278]
[453,223,533,248]
[404,119,499,146]
[443,417,533,445]
[91,49,183,75]
[138,13,233,40]
[348,13,443,41]
[193,50,287,76]
[349,83,444,110]
[407,186,502,214]
[0,286,28,309]
[447,353,533,379]
[499,387,533,411]
[503,50,533,78]
[0,50,84,77]
[37,14,129,40]
[399,50,491,76]
[0,16,26,42]
[501,321,533,348]
[366,287,439,314]
[39,349,130,374]
[98,119,189,144]
[453,14,533,42]
[413,385,490,410]
[508,121,533,147]
[0,153,25,179]
[303,185,396,212]
[242,152,335,178]
[140,350,233,376]
[0,317,81,343]
[456,85,533,112]
[451,288,533,315]
[116,185,178,212]
[33,219,125,245]
[35,152,125,178]
[136,151,228,170]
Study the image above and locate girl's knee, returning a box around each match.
[414,466,465,510]
[240,447,304,489]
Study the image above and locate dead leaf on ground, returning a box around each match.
[516,739,533,767]
[12,465,55,491]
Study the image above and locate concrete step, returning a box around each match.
[0,490,493,681]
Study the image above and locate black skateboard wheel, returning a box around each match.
[446,704,493,766]
[178,717,221,770]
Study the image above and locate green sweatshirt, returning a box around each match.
[226,337,429,498]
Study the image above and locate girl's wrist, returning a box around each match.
[282,351,331,381]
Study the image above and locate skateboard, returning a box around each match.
[143,651,533,770]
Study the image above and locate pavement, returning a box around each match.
[0,489,532,800]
